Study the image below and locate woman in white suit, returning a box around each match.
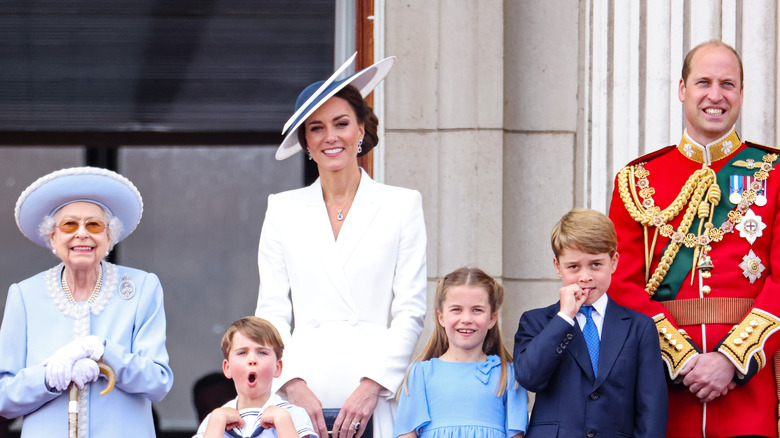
[256,54,427,438]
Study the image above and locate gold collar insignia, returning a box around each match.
[677,129,741,164]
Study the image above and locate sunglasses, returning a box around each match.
[58,220,107,234]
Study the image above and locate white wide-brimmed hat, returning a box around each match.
[15,167,144,248]
[275,52,396,160]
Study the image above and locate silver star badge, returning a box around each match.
[735,209,766,245]
[739,250,765,284]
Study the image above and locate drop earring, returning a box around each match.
[357,139,363,154]
[306,147,312,160]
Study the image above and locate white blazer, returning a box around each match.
[255,169,427,438]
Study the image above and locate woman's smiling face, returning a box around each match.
[303,96,364,173]
[50,201,109,271]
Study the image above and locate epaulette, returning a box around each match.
[623,145,678,167]
[744,141,780,153]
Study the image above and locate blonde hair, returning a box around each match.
[551,208,617,259]
[221,316,284,360]
[402,267,513,397]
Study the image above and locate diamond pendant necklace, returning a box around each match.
[335,193,355,221]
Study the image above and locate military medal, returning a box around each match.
[732,159,772,206]
[729,175,744,204]
[119,274,135,299]
[739,250,765,284]
[752,178,768,206]
[735,209,766,245]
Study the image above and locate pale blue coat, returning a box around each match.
[0,262,173,437]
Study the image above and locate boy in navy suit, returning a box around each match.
[513,208,667,437]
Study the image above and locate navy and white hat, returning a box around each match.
[15,167,144,248]
[275,52,396,160]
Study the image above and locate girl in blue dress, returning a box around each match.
[393,267,527,438]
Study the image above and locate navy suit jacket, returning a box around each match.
[513,296,667,438]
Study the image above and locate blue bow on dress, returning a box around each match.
[476,355,501,384]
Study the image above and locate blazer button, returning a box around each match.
[587,430,596,437]
[566,333,573,340]
[559,343,567,350]
[556,347,563,354]
[589,392,599,400]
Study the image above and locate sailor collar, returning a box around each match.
[677,128,741,165]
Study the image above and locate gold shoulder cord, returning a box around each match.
[617,165,718,297]
[619,153,778,298]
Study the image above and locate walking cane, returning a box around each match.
[68,361,116,438]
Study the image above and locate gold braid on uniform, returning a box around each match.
[617,165,718,297]
[718,308,780,378]
[654,314,700,379]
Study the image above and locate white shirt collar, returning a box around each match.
[588,292,608,317]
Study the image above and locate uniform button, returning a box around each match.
[564,338,571,344]
[566,333,573,340]
[587,430,596,437]
[560,344,567,350]
[589,392,599,400]
[702,285,712,296]
[556,347,563,354]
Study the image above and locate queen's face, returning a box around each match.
[303,96,364,173]
[49,201,109,271]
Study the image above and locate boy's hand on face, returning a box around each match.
[559,284,589,319]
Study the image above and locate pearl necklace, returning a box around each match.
[62,264,103,304]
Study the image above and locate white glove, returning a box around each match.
[70,358,100,389]
[44,336,105,391]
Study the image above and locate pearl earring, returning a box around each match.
[306,147,312,160]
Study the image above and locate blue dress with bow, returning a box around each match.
[393,356,528,438]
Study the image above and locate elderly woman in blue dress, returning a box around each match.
[0,167,173,437]
[256,54,427,438]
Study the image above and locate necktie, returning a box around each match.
[579,305,600,377]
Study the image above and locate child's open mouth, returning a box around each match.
[248,372,257,384]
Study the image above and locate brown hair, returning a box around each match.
[403,267,513,397]
[221,316,284,360]
[551,208,617,259]
[682,40,743,85]
[297,84,379,157]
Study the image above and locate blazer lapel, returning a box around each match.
[302,180,355,309]
[594,299,630,387]
[334,169,381,263]
[569,324,597,381]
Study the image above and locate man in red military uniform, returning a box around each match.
[609,40,780,437]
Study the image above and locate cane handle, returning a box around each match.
[97,361,115,396]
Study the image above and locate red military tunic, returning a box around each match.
[609,129,780,438]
